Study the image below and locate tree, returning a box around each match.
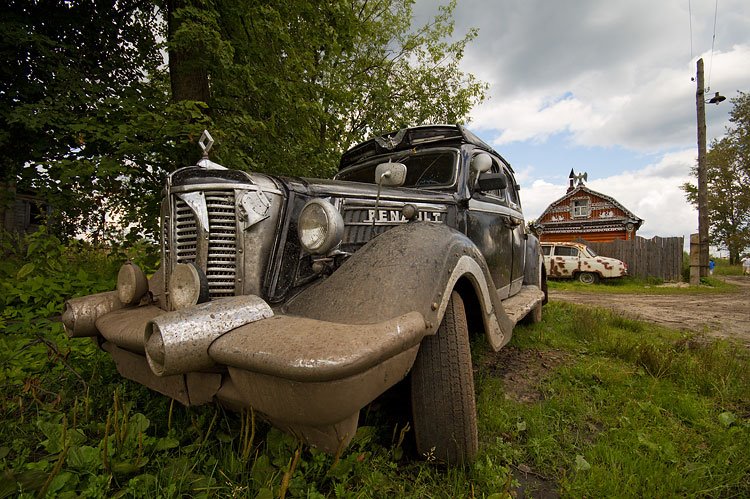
[683,92,750,263]
[4,0,486,241]
[1,0,210,241]
[167,0,488,177]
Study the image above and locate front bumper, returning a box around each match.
[63,292,428,452]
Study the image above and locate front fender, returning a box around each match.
[284,222,513,349]
[523,233,548,304]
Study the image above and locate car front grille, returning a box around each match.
[169,190,238,298]
[339,200,448,249]
[341,208,393,245]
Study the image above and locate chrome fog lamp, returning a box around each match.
[168,263,209,310]
[298,199,344,254]
[116,263,148,305]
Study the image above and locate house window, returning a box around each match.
[572,198,590,217]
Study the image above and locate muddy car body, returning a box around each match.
[542,241,627,284]
[63,125,546,464]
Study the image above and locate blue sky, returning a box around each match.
[415,0,750,252]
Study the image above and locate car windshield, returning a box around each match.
[337,150,457,188]
[586,246,598,257]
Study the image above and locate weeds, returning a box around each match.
[2,229,748,497]
[489,302,750,497]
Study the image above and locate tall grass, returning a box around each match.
[2,230,748,497]
[485,302,750,497]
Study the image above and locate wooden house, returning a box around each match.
[0,182,49,234]
[533,170,643,243]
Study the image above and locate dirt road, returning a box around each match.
[549,276,750,346]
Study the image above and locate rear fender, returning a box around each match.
[284,222,513,350]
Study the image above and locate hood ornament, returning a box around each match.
[196,130,226,170]
[374,128,406,150]
[199,130,214,158]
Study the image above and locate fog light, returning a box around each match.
[298,199,344,254]
[117,263,148,305]
[168,263,209,310]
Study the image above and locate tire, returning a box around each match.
[578,272,600,285]
[410,291,478,465]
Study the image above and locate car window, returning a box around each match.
[554,246,579,257]
[337,150,457,188]
[503,167,519,206]
[541,245,551,256]
[586,246,598,257]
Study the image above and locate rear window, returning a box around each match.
[337,150,457,189]
[541,246,552,255]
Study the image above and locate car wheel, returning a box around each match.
[411,291,477,465]
[578,272,600,285]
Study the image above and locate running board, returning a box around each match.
[501,285,546,325]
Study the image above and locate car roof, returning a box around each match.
[542,242,589,251]
[339,124,512,171]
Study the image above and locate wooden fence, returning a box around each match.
[576,236,684,281]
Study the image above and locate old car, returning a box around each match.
[63,125,546,465]
[541,241,627,284]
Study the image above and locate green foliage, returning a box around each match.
[2,0,487,242]
[484,302,750,497]
[2,232,749,496]
[683,92,750,263]
[172,0,488,179]
[0,0,207,241]
[0,230,518,498]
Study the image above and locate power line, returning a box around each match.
[688,0,694,62]
[707,0,719,91]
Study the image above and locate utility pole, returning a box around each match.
[690,58,709,285]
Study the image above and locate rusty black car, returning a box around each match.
[64,125,546,464]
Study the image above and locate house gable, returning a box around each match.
[534,183,643,243]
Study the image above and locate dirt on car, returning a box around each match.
[548,276,750,347]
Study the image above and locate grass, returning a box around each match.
[547,275,739,294]
[2,231,749,497]
[479,303,750,497]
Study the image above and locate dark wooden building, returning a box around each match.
[533,170,643,243]
[1,182,49,234]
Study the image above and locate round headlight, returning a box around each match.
[168,263,209,310]
[117,263,148,305]
[298,199,344,254]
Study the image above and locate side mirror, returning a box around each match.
[375,162,407,187]
[476,172,507,192]
[471,153,492,173]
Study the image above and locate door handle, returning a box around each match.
[502,216,523,228]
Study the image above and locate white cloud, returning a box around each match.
[415,0,750,151]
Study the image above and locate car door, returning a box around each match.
[466,154,517,299]
[501,165,525,294]
[550,245,580,277]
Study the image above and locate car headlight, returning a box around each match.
[168,263,209,310]
[298,199,344,254]
[116,262,148,305]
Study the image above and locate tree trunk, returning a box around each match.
[167,0,211,103]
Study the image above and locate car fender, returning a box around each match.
[523,233,548,304]
[284,221,513,350]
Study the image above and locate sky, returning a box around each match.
[414,0,750,252]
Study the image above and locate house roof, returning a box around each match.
[536,184,643,226]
